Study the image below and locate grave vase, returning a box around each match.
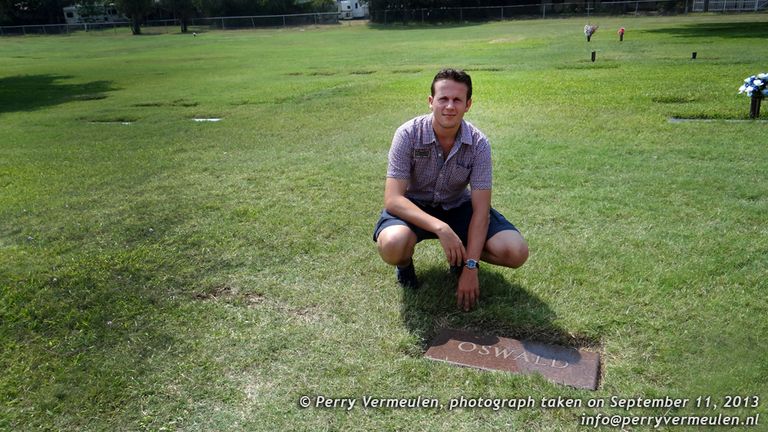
[750,95,762,119]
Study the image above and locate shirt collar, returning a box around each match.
[422,114,473,146]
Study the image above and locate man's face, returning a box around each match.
[429,79,472,132]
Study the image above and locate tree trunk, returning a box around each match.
[180,18,188,33]
[131,17,141,35]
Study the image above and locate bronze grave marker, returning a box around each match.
[425,329,600,390]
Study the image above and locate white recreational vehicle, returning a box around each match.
[337,0,368,20]
[63,4,125,25]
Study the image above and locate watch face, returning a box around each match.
[466,259,478,269]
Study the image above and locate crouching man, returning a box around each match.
[373,68,529,311]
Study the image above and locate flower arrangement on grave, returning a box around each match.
[739,74,768,98]
[584,24,598,42]
[738,73,767,118]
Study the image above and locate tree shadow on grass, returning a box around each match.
[401,266,600,352]
[0,74,115,115]
[367,21,484,31]
[643,21,768,39]
[1,253,180,427]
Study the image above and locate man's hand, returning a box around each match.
[457,268,479,311]
[435,224,466,267]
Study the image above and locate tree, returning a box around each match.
[0,0,69,25]
[0,0,12,25]
[194,0,329,17]
[306,0,335,12]
[78,1,106,21]
[162,0,196,32]
[114,0,153,34]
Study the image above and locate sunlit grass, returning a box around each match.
[1,14,767,430]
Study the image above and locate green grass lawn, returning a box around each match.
[1,14,767,431]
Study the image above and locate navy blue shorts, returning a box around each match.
[372,199,518,245]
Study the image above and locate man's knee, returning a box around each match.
[505,239,529,268]
[486,231,529,269]
[376,225,416,266]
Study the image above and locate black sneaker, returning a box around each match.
[396,261,418,289]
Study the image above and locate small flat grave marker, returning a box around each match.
[425,329,600,390]
[88,121,132,125]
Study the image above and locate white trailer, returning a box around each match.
[63,4,125,25]
[337,0,368,19]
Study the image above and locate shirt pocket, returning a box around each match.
[412,150,436,188]
[447,163,471,190]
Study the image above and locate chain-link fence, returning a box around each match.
[3,2,765,36]
[0,12,340,36]
[190,12,340,30]
[691,0,766,11]
[371,0,693,24]
[370,0,765,23]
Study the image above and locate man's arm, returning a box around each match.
[384,177,466,267]
[457,188,491,311]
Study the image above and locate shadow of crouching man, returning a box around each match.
[400,267,603,389]
[400,267,600,356]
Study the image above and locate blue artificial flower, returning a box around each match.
[739,73,768,97]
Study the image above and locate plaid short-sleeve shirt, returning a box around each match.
[387,114,492,210]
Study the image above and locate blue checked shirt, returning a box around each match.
[387,114,493,210]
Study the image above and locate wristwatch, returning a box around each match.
[465,259,480,270]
